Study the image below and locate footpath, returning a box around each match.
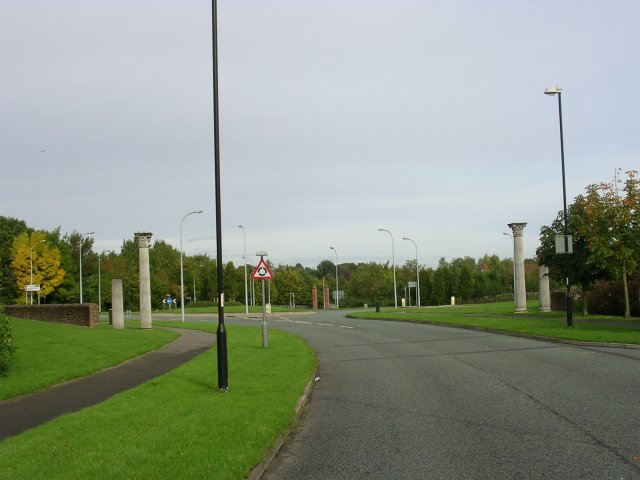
[0,327,215,441]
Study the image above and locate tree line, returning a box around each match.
[3,167,636,315]
[1,216,529,310]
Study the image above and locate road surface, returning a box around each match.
[252,309,640,479]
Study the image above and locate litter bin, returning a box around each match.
[375,301,380,313]
[108,309,113,325]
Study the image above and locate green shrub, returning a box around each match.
[0,313,16,374]
[588,275,640,316]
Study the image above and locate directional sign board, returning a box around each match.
[555,235,573,254]
[251,258,273,280]
[25,284,40,292]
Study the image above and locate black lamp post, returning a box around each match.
[545,85,573,327]
[212,0,228,389]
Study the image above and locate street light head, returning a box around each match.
[544,85,562,96]
[238,225,243,229]
[330,246,335,250]
[195,210,203,214]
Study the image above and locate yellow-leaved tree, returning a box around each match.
[10,232,65,303]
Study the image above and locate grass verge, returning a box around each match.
[0,317,178,400]
[350,302,640,345]
[0,323,316,480]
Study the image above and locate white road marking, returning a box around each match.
[273,315,354,329]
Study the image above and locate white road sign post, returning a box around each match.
[25,284,41,304]
[252,252,273,348]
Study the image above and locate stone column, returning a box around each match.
[508,223,527,313]
[538,266,551,312]
[112,279,124,329]
[136,232,153,329]
[312,286,318,310]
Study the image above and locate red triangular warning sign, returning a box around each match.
[251,258,273,280]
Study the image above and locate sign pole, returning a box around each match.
[252,251,272,348]
[261,272,268,348]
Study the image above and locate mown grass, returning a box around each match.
[0,324,316,480]
[401,301,640,321]
[350,301,640,345]
[0,318,178,400]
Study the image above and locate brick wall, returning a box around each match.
[4,304,100,327]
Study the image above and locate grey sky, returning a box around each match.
[1,0,638,269]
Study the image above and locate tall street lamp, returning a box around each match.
[329,246,339,309]
[502,232,516,305]
[29,239,46,305]
[79,232,94,304]
[238,225,248,316]
[545,84,573,327]
[402,237,420,308]
[378,228,398,308]
[212,0,228,390]
[180,209,203,322]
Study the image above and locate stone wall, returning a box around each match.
[4,304,100,327]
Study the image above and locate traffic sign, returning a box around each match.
[555,235,573,254]
[25,284,40,292]
[251,258,273,280]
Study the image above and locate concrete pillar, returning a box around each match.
[312,286,318,310]
[136,232,153,329]
[508,222,527,313]
[538,266,551,312]
[112,279,124,329]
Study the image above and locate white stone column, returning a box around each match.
[136,232,153,329]
[508,223,527,313]
[538,266,551,312]
[112,279,124,329]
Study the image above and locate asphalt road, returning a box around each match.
[247,309,640,480]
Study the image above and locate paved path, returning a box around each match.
[0,327,214,441]
[256,310,640,479]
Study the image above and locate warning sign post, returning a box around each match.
[252,251,272,348]
[251,258,273,280]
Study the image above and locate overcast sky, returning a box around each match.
[1,0,638,269]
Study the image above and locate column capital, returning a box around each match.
[507,222,527,237]
[135,232,153,248]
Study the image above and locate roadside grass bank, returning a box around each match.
[1,317,178,400]
[349,301,640,345]
[0,323,317,480]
